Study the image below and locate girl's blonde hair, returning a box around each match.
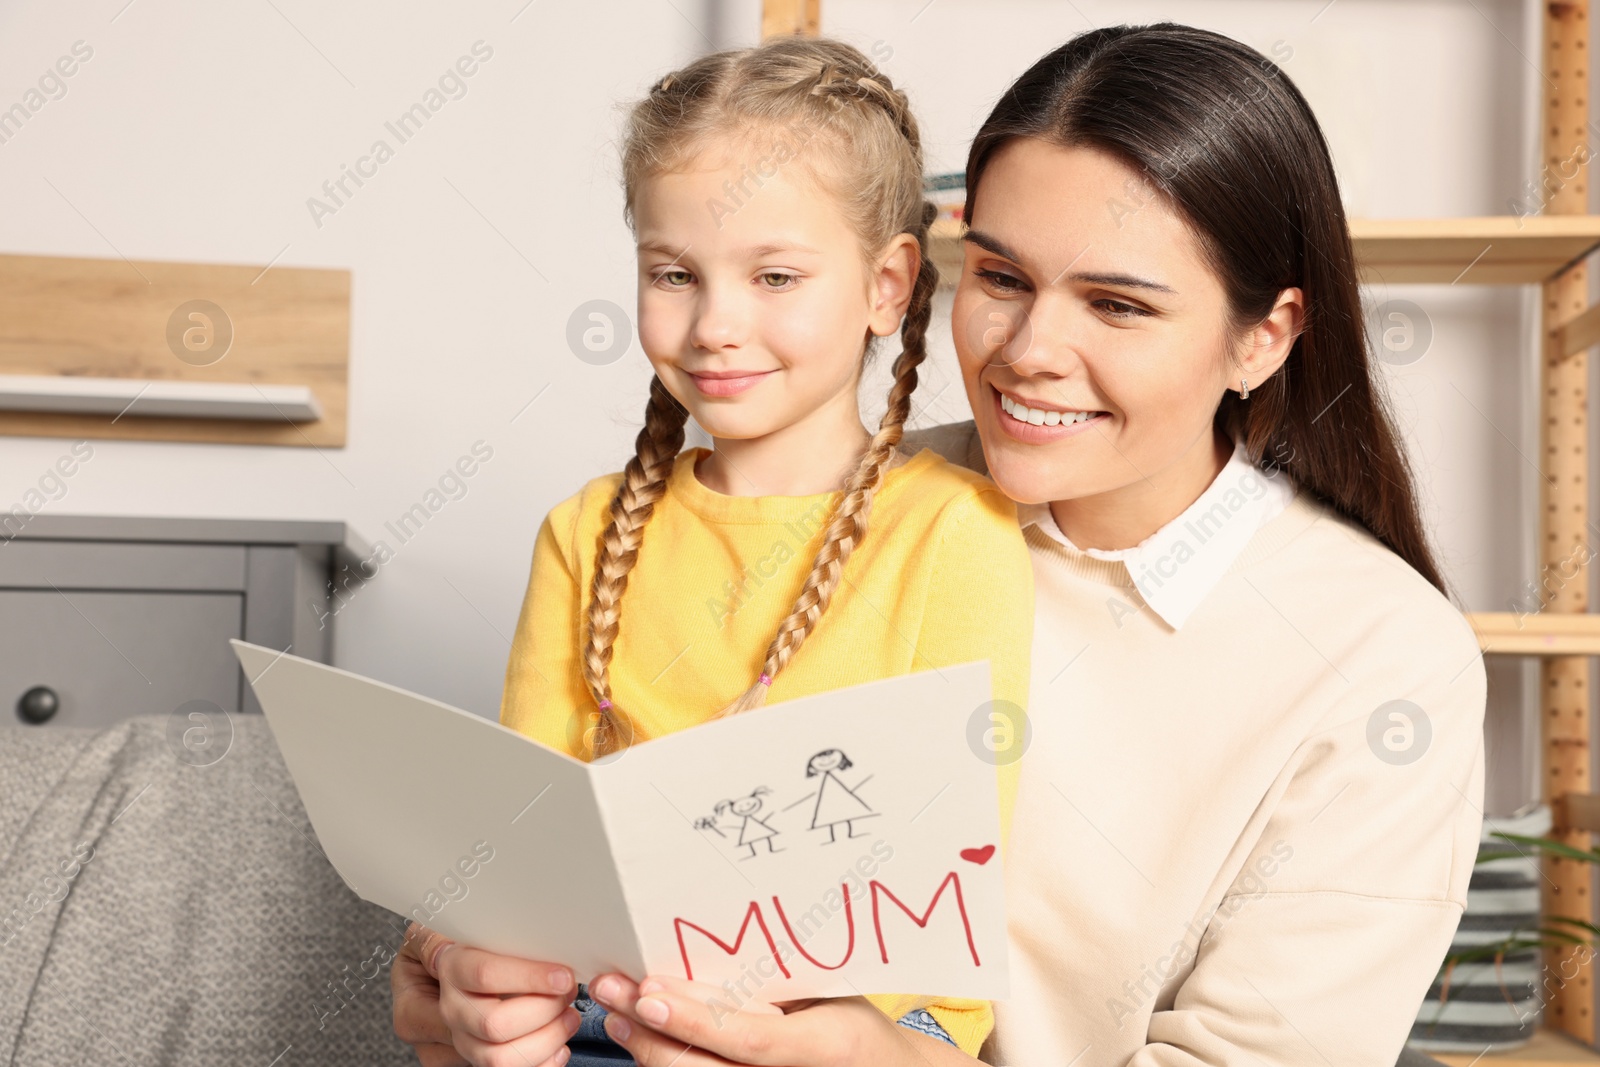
[582,36,937,756]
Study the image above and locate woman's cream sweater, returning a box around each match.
[906,422,1486,1067]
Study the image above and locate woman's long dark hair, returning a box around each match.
[964,23,1448,594]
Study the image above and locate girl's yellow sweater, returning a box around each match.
[499,445,1033,1056]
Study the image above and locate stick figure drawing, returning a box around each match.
[694,786,784,859]
[800,749,877,843]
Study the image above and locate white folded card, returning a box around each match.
[230,639,1008,1002]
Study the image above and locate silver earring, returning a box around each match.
[1240,377,1250,400]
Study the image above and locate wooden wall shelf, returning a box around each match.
[0,252,351,447]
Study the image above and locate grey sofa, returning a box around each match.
[0,713,414,1065]
[0,712,1450,1066]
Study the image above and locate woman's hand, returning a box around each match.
[392,920,582,1067]
[586,973,977,1067]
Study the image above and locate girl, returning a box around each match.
[482,35,1032,1067]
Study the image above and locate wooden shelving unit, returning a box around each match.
[1526,1,1593,1047]
[769,0,1600,1058]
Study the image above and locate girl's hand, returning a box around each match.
[392,920,582,1067]
[392,922,465,1066]
[586,973,977,1067]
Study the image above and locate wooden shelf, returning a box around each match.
[1469,612,1600,656]
[0,251,350,447]
[1352,217,1600,285]
[928,215,1600,288]
[1430,1028,1600,1065]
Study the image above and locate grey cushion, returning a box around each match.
[0,712,416,1065]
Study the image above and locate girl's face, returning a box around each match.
[951,138,1296,509]
[631,136,913,444]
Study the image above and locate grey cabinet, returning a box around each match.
[1,515,370,728]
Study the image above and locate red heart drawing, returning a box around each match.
[960,845,996,866]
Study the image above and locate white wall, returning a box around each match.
[0,0,1554,813]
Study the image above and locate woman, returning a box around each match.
[392,23,1485,1067]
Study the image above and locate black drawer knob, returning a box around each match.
[17,686,60,724]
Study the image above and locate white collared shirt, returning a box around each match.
[1017,439,1294,630]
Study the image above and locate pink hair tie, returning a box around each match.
[597,699,612,710]
[758,673,772,686]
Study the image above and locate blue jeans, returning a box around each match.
[564,985,954,1067]
[568,986,635,1067]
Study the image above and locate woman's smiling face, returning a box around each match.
[952,138,1247,510]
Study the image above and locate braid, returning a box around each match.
[715,198,939,717]
[809,64,921,154]
[580,375,688,755]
